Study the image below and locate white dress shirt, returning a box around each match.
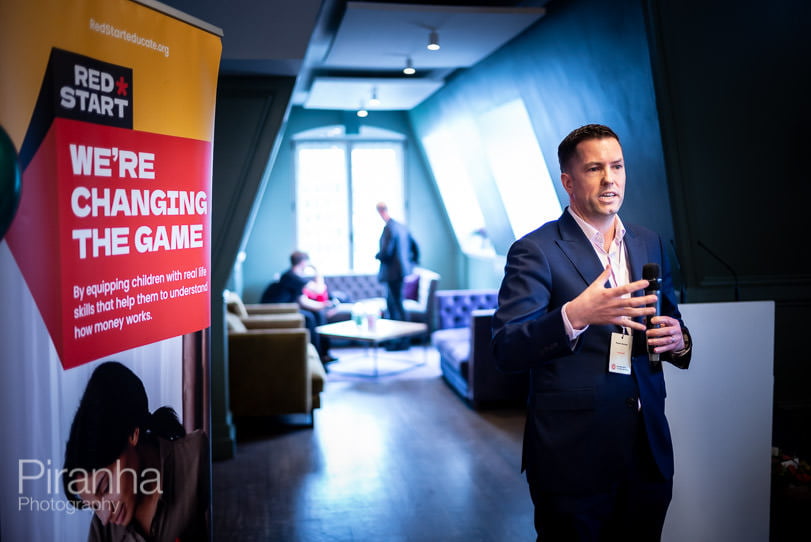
[561,207,630,341]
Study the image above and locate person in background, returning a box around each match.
[491,124,692,541]
[272,250,336,365]
[375,201,419,350]
[63,361,208,542]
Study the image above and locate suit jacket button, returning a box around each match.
[625,397,637,408]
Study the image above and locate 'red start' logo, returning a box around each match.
[51,49,133,129]
[60,67,129,120]
[6,47,212,369]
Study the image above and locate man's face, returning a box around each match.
[294,259,310,275]
[561,137,625,227]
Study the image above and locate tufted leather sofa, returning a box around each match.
[323,274,386,304]
[324,267,441,331]
[432,289,527,408]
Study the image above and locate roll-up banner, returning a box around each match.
[0,0,221,539]
[1,0,220,369]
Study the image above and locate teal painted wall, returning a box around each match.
[241,107,459,302]
[409,0,675,289]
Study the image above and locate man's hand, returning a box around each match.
[565,265,656,331]
[646,315,686,353]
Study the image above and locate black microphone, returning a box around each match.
[643,263,661,365]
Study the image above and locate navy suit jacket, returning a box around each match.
[376,218,418,282]
[492,209,691,494]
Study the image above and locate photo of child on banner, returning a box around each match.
[62,362,209,542]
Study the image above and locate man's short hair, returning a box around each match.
[557,124,621,173]
[290,250,309,267]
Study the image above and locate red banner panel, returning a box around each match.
[7,117,211,368]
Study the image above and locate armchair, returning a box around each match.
[225,293,325,425]
[403,267,441,331]
[244,302,299,316]
[225,290,301,324]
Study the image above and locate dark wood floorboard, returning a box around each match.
[212,347,535,541]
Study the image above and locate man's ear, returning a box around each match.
[128,427,140,447]
[561,172,573,195]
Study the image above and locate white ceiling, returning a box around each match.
[305,2,546,110]
[157,0,549,111]
[306,77,445,111]
[324,3,545,70]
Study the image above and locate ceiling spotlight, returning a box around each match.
[403,57,416,75]
[369,87,381,106]
[357,100,368,117]
[427,30,440,51]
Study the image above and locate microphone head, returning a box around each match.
[643,263,660,280]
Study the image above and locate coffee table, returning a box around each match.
[315,319,428,377]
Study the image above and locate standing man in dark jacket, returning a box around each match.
[375,202,419,348]
[492,124,692,541]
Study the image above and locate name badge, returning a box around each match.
[609,331,632,375]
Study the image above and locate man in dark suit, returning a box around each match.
[375,202,419,349]
[492,124,692,541]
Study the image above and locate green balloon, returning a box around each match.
[0,125,21,241]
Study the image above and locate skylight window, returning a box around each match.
[421,128,494,257]
[476,98,561,239]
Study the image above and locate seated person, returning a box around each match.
[302,271,329,303]
[264,250,336,365]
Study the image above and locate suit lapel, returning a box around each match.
[554,210,652,288]
[554,210,606,287]
[623,226,653,344]
[623,227,647,284]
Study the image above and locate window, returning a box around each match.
[418,98,560,257]
[421,122,493,257]
[476,99,561,239]
[295,143,350,271]
[294,127,405,274]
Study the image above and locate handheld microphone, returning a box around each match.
[643,263,661,364]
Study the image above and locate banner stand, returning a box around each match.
[0,1,221,539]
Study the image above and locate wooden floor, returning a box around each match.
[212,346,535,541]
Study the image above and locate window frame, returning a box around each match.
[292,133,407,274]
